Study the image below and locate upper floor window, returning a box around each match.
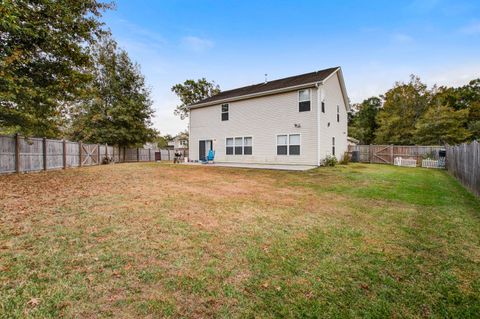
[277,134,300,155]
[298,89,311,112]
[221,104,229,121]
[337,105,340,122]
[321,101,325,113]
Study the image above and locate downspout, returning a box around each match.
[315,82,323,166]
[188,110,191,161]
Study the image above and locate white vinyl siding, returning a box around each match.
[190,90,318,165]
[318,72,348,161]
[189,70,349,165]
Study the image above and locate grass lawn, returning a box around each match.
[1,163,479,318]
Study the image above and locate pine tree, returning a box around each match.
[69,37,157,146]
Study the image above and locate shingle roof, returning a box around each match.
[191,67,339,107]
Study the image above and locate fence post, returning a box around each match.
[369,144,372,163]
[97,143,100,165]
[149,149,151,161]
[79,141,83,167]
[390,144,394,164]
[137,148,140,162]
[472,141,477,195]
[15,133,20,173]
[43,137,47,171]
[63,140,67,169]
[123,146,126,162]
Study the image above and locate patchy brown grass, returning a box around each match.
[1,162,479,318]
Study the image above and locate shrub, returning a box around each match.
[339,152,350,165]
[323,155,337,167]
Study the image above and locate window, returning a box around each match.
[332,137,335,156]
[298,89,311,112]
[337,105,340,122]
[321,101,325,113]
[221,104,229,121]
[244,137,252,155]
[226,138,234,155]
[180,140,187,146]
[277,135,288,155]
[235,137,243,155]
[289,134,300,155]
[226,137,252,155]
[277,134,300,155]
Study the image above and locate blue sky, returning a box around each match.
[103,0,480,135]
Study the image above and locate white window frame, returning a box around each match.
[243,136,253,155]
[298,89,310,103]
[225,136,253,155]
[226,137,234,155]
[298,89,311,112]
[276,133,301,156]
[221,103,229,121]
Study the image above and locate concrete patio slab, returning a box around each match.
[182,162,317,171]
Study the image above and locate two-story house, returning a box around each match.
[188,67,350,167]
[167,133,189,151]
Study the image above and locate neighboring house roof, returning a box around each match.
[189,66,349,110]
[347,136,359,144]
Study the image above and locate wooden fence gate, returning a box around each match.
[80,143,99,166]
[370,145,394,164]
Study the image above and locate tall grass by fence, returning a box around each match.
[348,145,443,165]
[446,141,480,197]
[0,134,157,174]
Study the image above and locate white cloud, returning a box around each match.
[181,36,214,52]
[460,22,480,35]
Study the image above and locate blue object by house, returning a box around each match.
[202,150,215,163]
[207,150,215,161]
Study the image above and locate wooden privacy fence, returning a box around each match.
[0,134,156,174]
[348,145,444,165]
[446,141,480,197]
[154,149,189,161]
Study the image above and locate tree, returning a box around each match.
[69,37,157,146]
[430,80,480,140]
[414,105,470,145]
[375,75,431,144]
[348,97,381,144]
[155,134,173,149]
[172,78,220,119]
[0,0,113,137]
